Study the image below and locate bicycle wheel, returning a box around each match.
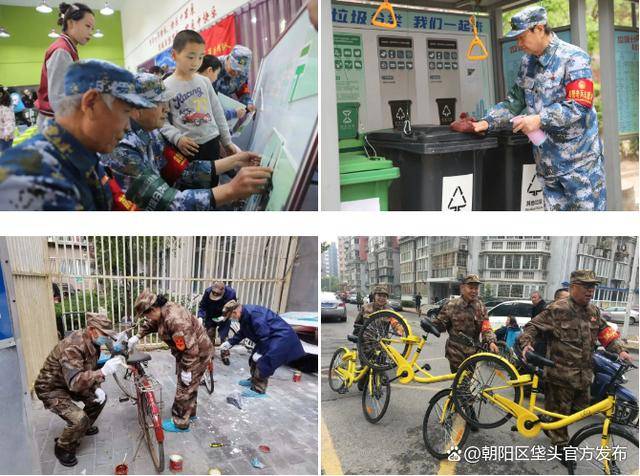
[423,388,470,460]
[328,348,349,393]
[451,353,521,429]
[357,310,411,371]
[140,388,165,472]
[202,359,214,395]
[568,423,638,475]
[361,370,391,424]
[113,366,137,402]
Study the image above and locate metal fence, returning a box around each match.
[47,236,299,343]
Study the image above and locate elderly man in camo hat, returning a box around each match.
[430,274,499,372]
[519,270,632,464]
[197,280,238,365]
[353,285,393,336]
[129,289,213,432]
[0,59,155,210]
[466,5,606,210]
[214,45,256,111]
[220,300,305,397]
[34,312,126,467]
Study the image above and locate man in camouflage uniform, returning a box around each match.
[470,6,606,211]
[197,281,237,365]
[0,60,154,210]
[214,45,256,112]
[34,313,125,467]
[430,274,499,372]
[100,73,266,211]
[519,270,632,457]
[130,290,213,432]
[352,285,393,335]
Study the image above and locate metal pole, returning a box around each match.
[570,0,589,50]
[598,0,622,210]
[622,244,638,339]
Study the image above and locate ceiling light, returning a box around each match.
[251,15,257,24]
[0,27,10,38]
[36,1,53,14]
[48,28,60,38]
[93,29,104,38]
[100,2,114,16]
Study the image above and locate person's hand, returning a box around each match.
[226,142,241,155]
[180,370,192,386]
[489,342,499,354]
[236,107,247,119]
[247,104,256,113]
[127,335,139,353]
[198,317,203,326]
[251,352,262,363]
[233,151,261,168]
[512,114,541,134]
[177,136,200,157]
[94,387,107,404]
[219,341,232,352]
[472,120,489,133]
[619,351,633,363]
[212,166,272,204]
[521,344,534,362]
[101,355,125,376]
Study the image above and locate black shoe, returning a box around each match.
[54,440,78,467]
[511,424,518,432]
[85,426,99,436]
[222,355,230,366]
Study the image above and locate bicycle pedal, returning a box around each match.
[421,363,431,371]
[338,387,348,395]
[118,396,129,403]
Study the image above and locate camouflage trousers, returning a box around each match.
[172,361,208,429]
[249,355,269,394]
[543,166,607,211]
[36,389,106,452]
[544,382,590,446]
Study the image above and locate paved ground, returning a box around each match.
[321,303,639,475]
[31,346,318,475]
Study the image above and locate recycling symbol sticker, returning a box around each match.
[395,108,406,120]
[442,105,452,117]
[442,174,473,211]
[447,186,467,211]
[526,173,542,196]
[342,110,353,124]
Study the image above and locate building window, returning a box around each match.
[490,270,501,279]
[507,241,521,250]
[492,241,503,250]
[498,284,510,296]
[511,285,524,298]
[505,270,519,279]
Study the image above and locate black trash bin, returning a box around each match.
[482,129,537,211]
[388,100,412,131]
[366,125,498,211]
[435,98,456,125]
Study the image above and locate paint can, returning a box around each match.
[293,370,302,382]
[169,454,183,472]
[114,464,128,475]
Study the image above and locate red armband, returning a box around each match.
[101,175,138,211]
[481,320,492,332]
[173,335,186,351]
[161,145,189,186]
[565,79,594,108]
[598,326,620,348]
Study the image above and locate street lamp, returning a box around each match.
[36,1,53,14]
[100,1,114,16]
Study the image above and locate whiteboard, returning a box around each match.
[243,8,318,210]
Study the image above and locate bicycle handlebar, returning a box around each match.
[523,351,555,368]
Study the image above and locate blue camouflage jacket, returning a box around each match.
[214,57,253,106]
[0,119,112,210]
[483,33,603,180]
[99,121,215,211]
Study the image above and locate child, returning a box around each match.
[197,55,246,122]
[0,92,16,153]
[161,30,237,187]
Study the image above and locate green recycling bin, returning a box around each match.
[337,102,360,139]
[340,156,400,211]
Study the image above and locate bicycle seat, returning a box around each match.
[347,334,359,343]
[420,318,440,337]
[127,352,151,365]
[524,351,554,368]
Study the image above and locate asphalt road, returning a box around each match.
[321,303,639,475]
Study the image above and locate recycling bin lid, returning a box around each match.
[340,155,395,175]
[365,124,498,154]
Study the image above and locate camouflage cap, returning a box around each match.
[227,45,252,73]
[372,285,389,296]
[461,274,482,284]
[209,281,225,301]
[86,312,116,336]
[135,72,173,104]
[222,299,240,316]
[505,5,547,38]
[65,60,155,109]
[134,289,158,317]
[570,270,601,285]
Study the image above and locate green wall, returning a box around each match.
[0,5,124,87]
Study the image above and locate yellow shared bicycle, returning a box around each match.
[447,347,638,474]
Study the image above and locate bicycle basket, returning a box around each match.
[137,376,163,410]
[613,399,639,426]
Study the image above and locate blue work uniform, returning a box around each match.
[197,286,237,341]
[214,57,253,107]
[228,305,305,378]
[483,33,606,211]
[0,119,112,210]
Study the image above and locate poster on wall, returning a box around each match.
[201,15,236,56]
[615,29,638,135]
[334,32,366,132]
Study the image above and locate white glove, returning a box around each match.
[252,352,262,363]
[219,341,232,352]
[127,335,139,353]
[198,317,203,325]
[101,355,125,376]
[94,387,106,404]
[212,316,225,323]
[180,370,192,385]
